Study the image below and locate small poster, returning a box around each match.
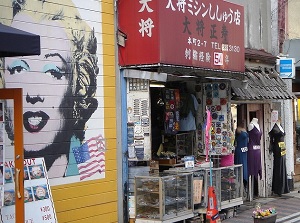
[1,158,57,223]
[193,178,203,204]
[184,155,195,168]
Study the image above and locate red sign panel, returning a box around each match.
[118,0,244,72]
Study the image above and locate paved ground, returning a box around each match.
[222,189,300,223]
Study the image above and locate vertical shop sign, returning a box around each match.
[118,0,244,72]
[1,158,57,223]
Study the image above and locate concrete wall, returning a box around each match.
[283,0,300,63]
[287,1,300,40]
[227,0,274,53]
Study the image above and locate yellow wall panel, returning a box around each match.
[55,191,118,212]
[103,55,116,66]
[103,44,116,55]
[102,12,114,22]
[62,212,118,223]
[105,117,117,129]
[104,113,117,121]
[101,139,117,151]
[104,86,116,97]
[102,2,114,13]
[53,180,117,201]
[103,23,115,34]
[103,129,118,139]
[104,97,116,108]
[104,107,117,118]
[103,67,117,77]
[103,32,116,45]
[57,203,117,222]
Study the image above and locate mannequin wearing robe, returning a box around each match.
[269,120,290,196]
[234,126,249,182]
[247,118,262,179]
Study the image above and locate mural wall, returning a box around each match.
[1,1,118,221]
[1,0,106,184]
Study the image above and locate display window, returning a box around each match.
[126,78,235,166]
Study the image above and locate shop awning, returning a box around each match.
[232,66,296,100]
[0,23,40,57]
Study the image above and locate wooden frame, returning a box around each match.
[0,88,24,223]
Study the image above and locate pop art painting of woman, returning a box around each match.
[1,0,106,185]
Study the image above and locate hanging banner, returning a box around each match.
[1,158,57,223]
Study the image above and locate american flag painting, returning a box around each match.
[72,135,106,181]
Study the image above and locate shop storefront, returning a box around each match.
[122,67,247,222]
[232,49,296,199]
[118,0,247,222]
[118,1,296,222]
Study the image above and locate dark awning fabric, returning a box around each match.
[0,23,40,57]
[232,66,296,100]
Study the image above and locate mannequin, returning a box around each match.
[269,118,289,196]
[248,118,260,132]
[234,125,249,183]
[247,118,262,180]
[275,118,284,133]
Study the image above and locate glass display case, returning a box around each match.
[135,173,194,222]
[163,132,194,163]
[213,164,243,209]
[166,164,243,213]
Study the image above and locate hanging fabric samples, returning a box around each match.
[163,88,180,135]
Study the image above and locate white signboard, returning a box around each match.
[1,158,57,223]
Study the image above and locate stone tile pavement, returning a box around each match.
[222,187,300,223]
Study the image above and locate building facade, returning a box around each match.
[0,0,118,222]
[281,0,300,182]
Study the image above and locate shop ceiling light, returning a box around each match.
[150,83,165,88]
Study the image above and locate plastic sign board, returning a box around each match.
[276,58,295,79]
[118,0,245,72]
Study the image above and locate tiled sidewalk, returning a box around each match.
[222,190,300,223]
